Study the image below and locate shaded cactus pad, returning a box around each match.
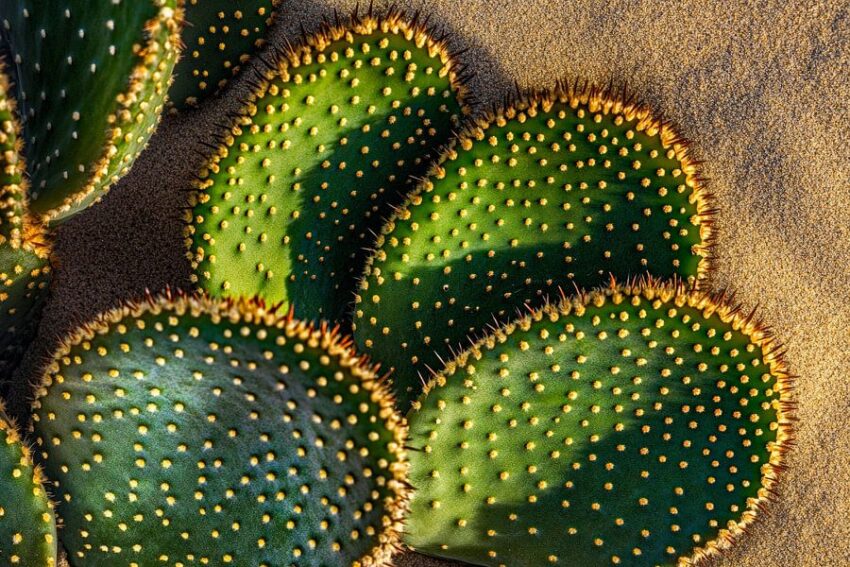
[170,0,280,109]
[0,59,25,242]
[0,404,58,566]
[31,294,408,566]
[0,0,182,222]
[0,244,50,383]
[187,11,469,323]
[405,281,793,566]
[0,60,51,385]
[354,85,713,405]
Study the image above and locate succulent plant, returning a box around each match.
[0,7,796,567]
[170,0,281,109]
[0,57,24,237]
[0,0,183,223]
[404,280,793,566]
[0,401,58,566]
[0,59,50,386]
[353,84,714,405]
[31,292,408,566]
[186,9,470,324]
[0,0,189,385]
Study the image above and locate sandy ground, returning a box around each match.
[18,1,850,565]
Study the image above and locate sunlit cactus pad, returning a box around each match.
[0,0,182,222]
[405,281,793,566]
[0,403,57,566]
[187,10,469,323]
[170,0,280,109]
[354,85,713,404]
[31,294,408,566]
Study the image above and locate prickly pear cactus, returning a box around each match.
[0,60,50,385]
[187,10,469,323]
[31,294,408,566]
[0,0,183,222]
[170,0,280,109]
[0,58,24,241]
[405,281,793,566]
[354,85,714,404]
[0,243,50,384]
[0,403,58,566]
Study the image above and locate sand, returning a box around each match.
[19,1,850,565]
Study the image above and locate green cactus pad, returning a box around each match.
[0,243,50,384]
[353,85,714,405]
[187,11,469,324]
[31,294,408,566]
[0,60,51,385]
[170,0,280,109]
[405,280,793,566]
[0,403,58,566]
[0,0,182,222]
[0,58,25,243]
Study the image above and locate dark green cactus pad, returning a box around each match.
[0,60,50,385]
[353,85,714,405]
[405,281,794,566]
[187,11,469,324]
[170,0,280,109]
[0,0,182,222]
[31,294,408,566]
[0,403,58,566]
[0,58,25,242]
[0,243,50,384]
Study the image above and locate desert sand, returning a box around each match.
[20,1,850,565]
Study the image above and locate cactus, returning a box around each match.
[31,292,408,566]
[353,84,714,405]
[0,59,50,385]
[186,9,470,324]
[170,0,281,109]
[0,0,183,222]
[0,402,58,566]
[0,57,24,241]
[405,280,793,566]
[0,243,50,385]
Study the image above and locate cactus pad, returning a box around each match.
[0,60,50,385]
[0,403,58,566]
[170,0,280,109]
[405,280,793,566]
[0,244,50,384]
[31,293,407,566]
[0,0,182,222]
[0,58,25,243]
[187,11,469,324]
[354,85,713,404]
